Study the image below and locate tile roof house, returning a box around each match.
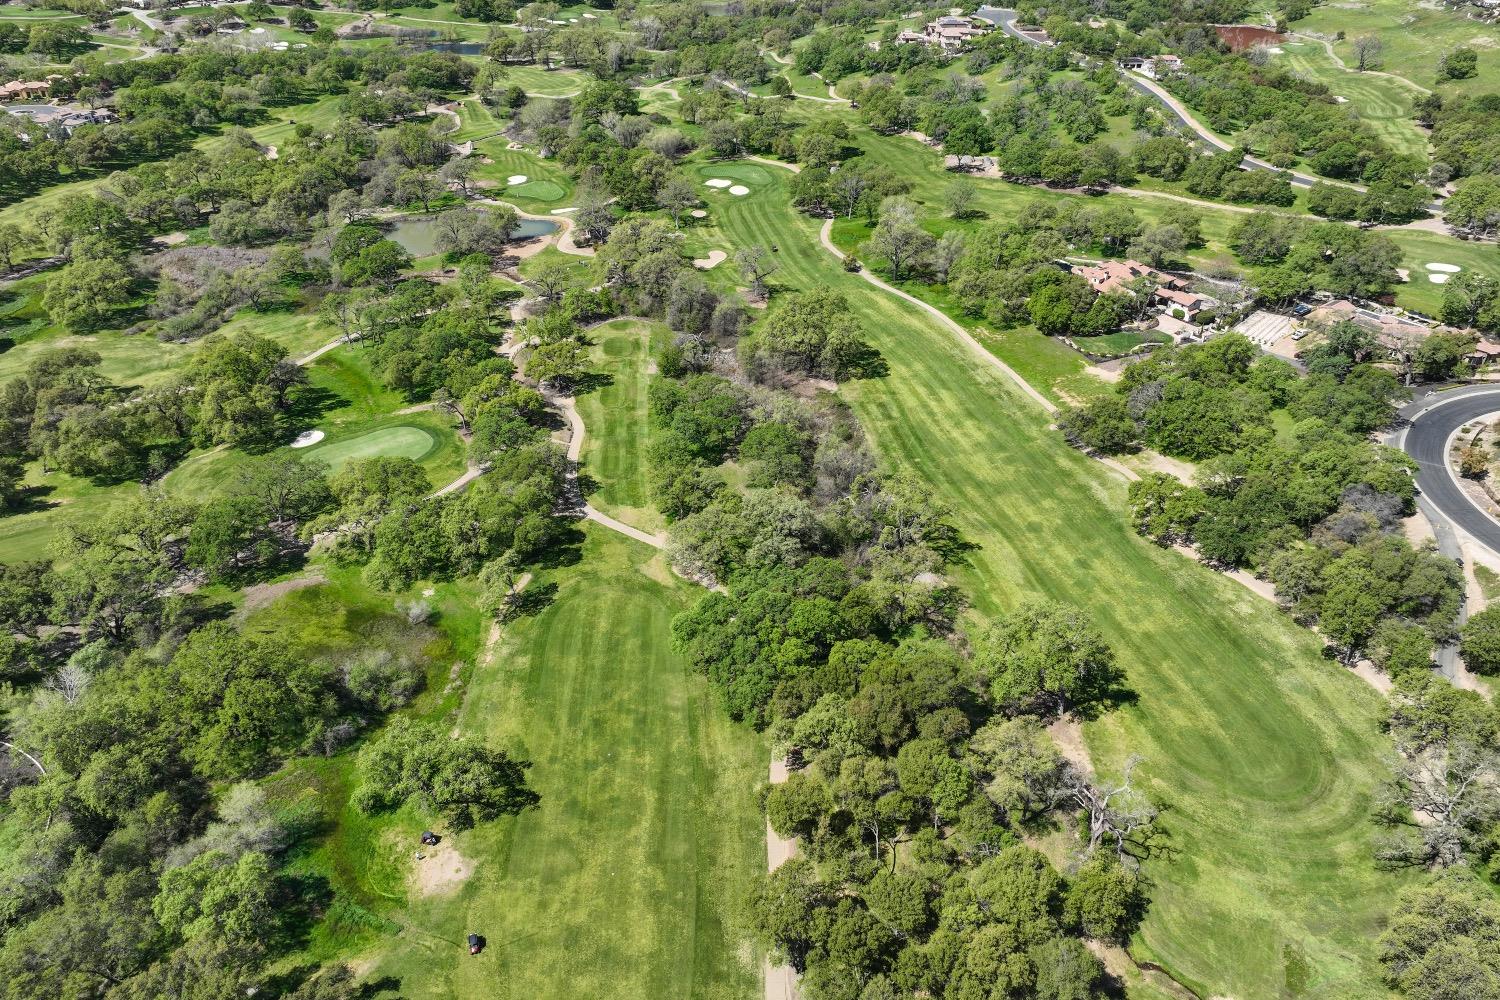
[0,80,52,102]
[898,15,990,51]
[1071,259,1186,296]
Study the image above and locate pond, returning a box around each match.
[1213,24,1284,51]
[387,215,560,257]
[422,40,486,56]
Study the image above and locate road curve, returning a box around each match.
[1401,386,1500,555]
[981,6,1440,209]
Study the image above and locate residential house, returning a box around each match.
[1118,54,1182,79]
[898,15,990,51]
[1305,299,1435,362]
[1154,286,1215,322]
[1070,259,1186,296]
[1069,258,1217,323]
[0,80,51,102]
[1468,340,1500,368]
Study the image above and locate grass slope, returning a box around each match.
[1296,0,1500,98]
[357,527,765,1000]
[1277,39,1430,160]
[711,165,1404,999]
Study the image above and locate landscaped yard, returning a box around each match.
[710,163,1406,1000]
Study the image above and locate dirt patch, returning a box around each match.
[1134,449,1196,483]
[1047,717,1093,777]
[239,568,327,617]
[152,231,189,247]
[1401,511,1437,547]
[410,839,473,897]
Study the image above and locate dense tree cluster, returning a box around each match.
[1059,333,1465,665]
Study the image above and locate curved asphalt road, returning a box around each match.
[1401,387,1500,554]
[978,6,1442,211]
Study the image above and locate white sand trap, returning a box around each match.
[705,178,732,188]
[1334,95,1348,103]
[693,250,727,270]
[729,185,750,196]
[506,174,528,185]
[291,429,325,448]
[1430,273,1451,284]
[1426,262,1461,272]
[690,209,708,218]
[250,26,265,33]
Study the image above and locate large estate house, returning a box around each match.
[896,14,990,51]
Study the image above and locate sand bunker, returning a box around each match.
[507,174,528,185]
[690,209,708,218]
[729,185,750,196]
[291,429,325,448]
[1430,274,1451,284]
[1426,262,1461,273]
[704,178,732,188]
[693,250,727,269]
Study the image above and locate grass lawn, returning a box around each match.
[1277,39,1430,160]
[497,64,589,97]
[710,162,1406,999]
[341,525,765,1000]
[454,99,507,141]
[1073,329,1172,355]
[1295,0,1500,98]
[576,317,671,533]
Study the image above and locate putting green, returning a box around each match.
[303,425,438,471]
[695,162,771,187]
[508,179,567,201]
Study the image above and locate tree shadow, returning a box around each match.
[506,581,558,618]
[842,341,889,380]
[571,370,614,396]
[533,522,586,568]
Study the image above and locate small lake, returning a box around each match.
[1213,24,1284,51]
[388,215,560,256]
[422,40,486,56]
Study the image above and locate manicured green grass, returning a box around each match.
[453,99,506,141]
[696,162,774,189]
[498,65,589,97]
[1296,0,1500,98]
[0,288,335,390]
[303,425,438,469]
[1073,329,1171,355]
[471,141,575,207]
[0,341,460,562]
[349,526,765,1000]
[576,318,671,533]
[712,164,1407,1000]
[1277,39,1430,160]
[505,178,566,200]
